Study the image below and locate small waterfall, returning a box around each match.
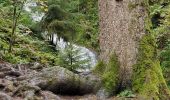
[24,0,97,72]
[24,0,44,22]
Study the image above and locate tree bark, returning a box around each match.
[99,0,146,89]
[98,0,170,99]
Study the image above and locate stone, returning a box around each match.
[28,66,101,95]
[41,91,60,100]
[0,92,12,100]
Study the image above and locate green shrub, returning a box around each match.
[56,44,90,73]
[117,90,135,98]
[3,53,20,64]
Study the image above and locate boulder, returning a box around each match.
[28,66,101,95]
[0,62,101,99]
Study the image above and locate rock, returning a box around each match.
[4,71,21,77]
[30,62,43,70]
[0,79,14,92]
[12,84,41,97]
[96,88,109,100]
[41,91,60,100]
[28,66,101,95]
[0,63,13,72]
[0,72,5,78]
[0,92,12,100]
[24,90,35,100]
[18,25,33,35]
[0,62,101,99]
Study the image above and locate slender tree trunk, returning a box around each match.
[9,5,17,53]
[9,0,26,53]
[99,0,170,99]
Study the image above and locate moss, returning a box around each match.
[93,60,106,76]
[132,0,170,99]
[132,34,170,99]
[101,53,120,95]
[93,53,120,95]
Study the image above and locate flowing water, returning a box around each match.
[24,0,97,72]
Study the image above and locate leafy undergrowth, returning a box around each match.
[0,31,58,66]
[117,90,136,98]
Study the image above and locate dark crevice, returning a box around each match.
[40,83,94,96]
[151,14,162,29]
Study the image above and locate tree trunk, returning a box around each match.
[9,0,25,53]
[9,5,17,53]
[98,0,170,99]
[99,0,146,89]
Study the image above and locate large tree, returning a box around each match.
[99,0,170,99]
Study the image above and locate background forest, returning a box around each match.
[0,0,98,68]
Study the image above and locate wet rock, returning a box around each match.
[0,92,12,100]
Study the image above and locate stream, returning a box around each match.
[24,0,97,72]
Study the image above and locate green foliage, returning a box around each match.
[117,90,135,98]
[133,34,170,99]
[2,53,20,64]
[93,60,106,75]
[129,1,170,99]
[0,25,57,65]
[159,43,170,85]
[93,53,119,95]
[102,53,119,94]
[56,43,90,73]
[0,0,58,65]
[150,1,170,87]
[19,12,34,27]
[41,0,99,51]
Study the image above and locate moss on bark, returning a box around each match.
[94,53,120,95]
[102,53,120,94]
[132,31,170,100]
[132,0,170,99]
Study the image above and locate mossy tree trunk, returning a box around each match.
[98,0,170,99]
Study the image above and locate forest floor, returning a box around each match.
[0,61,139,100]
